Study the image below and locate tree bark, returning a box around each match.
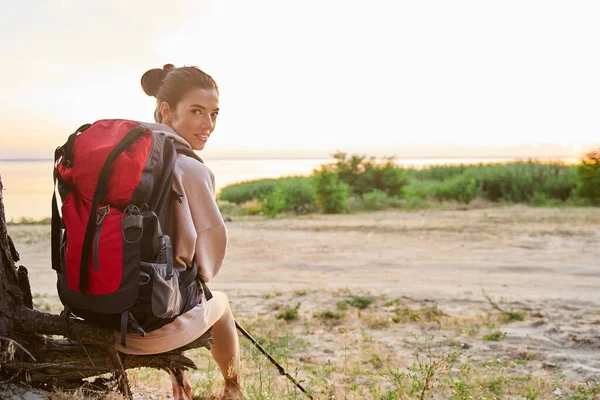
[0,175,211,398]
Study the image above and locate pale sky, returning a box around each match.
[1,0,599,159]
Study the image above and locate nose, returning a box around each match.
[200,114,213,132]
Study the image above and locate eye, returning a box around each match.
[211,112,219,119]
[191,109,202,115]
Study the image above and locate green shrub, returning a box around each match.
[218,179,280,204]
[313,166,349,214]
[219,176,317,217]
[577,149,600,204]
[541,168,578,201]
[362,190,392,210]
[277,303,301,321]
[315,310,345,320]
[339,295,375,310]
[462,162,576,204]
[432,175,480,204]
[402,180,437,200]
[407,164,471,181]
[402,195,431,209]
[387,196,403,208]
[529,192,564,207]
[277,179,317,214]
[483,331,506,341]
[261,188,286,218]
[330,151,409,197]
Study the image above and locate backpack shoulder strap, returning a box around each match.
[173,142,203,164]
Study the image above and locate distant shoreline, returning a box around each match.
[0,155,581,162]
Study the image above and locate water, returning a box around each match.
[0,158,333,221]
[0,156,576,221]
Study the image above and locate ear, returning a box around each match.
[159,102,173,124]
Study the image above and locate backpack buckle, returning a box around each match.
[96,205,110,225]
[122,205,144,243]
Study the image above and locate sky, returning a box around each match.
[0,0,599,159]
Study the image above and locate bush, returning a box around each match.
[261,188,286,218]
[406,164,470,181]
[529,192,564,207]
[432,175,480,204]
[276,179,317,214]
[362,190,392,210]
[260,179,317,217]
[402,180,436,200]
[330,151,409,197]
[577,149,600,204]
[463,162,577,204]
[338,295,375,310]
[218,179,279,204]
[313,166,350,214]
[540,170,578,202]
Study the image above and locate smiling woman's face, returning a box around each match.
[160,87,220,150]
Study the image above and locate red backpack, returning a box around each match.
[51,119,210,346]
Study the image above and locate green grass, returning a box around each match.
[339,295,376,310]
[315,310,345,320]
[483,330,507,341]
[8,217,51,225]
[276,303,301,321]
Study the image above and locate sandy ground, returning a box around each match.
[4,205,600,398]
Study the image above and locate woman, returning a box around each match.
[115,64,244,400]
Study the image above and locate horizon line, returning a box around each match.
[0,154,583,162]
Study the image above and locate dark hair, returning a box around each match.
[140,64,219,123]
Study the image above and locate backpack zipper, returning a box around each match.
[94,205,110,271]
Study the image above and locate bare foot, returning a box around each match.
[219,379,247,400]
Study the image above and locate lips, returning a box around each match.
[194,134,209,142]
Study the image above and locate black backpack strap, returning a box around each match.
[51,171,62,272]
[190,256,213,301]
[60,305,72,320]
[173,142,203,163]
[51,123,91,275]
[60,123,92,167]
[201,279,213,301]
[79,125,147,294]
[120,311,145,347]
[51,142,73,272]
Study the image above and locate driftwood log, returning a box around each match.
[0,175,212,398]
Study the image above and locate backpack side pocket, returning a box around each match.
[140,262,182,319]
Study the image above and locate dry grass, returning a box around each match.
[6,287,596,399]
[129,290,600,399]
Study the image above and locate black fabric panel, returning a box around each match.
[57,270,138,314]
[130,133,177,230]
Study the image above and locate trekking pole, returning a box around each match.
[235,320,313,399]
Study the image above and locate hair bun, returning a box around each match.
[141,64,176,97]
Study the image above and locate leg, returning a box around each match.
[204,291,244,399]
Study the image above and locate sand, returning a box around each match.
[4,204,600,398]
